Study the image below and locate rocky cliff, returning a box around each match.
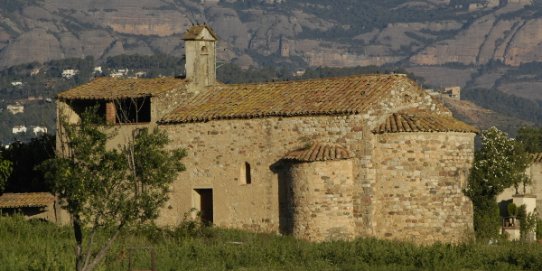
[1,0,542,69]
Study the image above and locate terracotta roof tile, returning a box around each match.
[183,24,218,40]
[373,110,478,134]
[284,142,353,162]
[0,192,55,208]
[57,77,188,100]
[160,74,416,123]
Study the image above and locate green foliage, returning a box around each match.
[38,108,186,271]
[517,126,542,153]
[465,127,531,239]
[507,203,518,217]
[0,158,12,193]
[2,134,55,193]
[4,216,542,270]
[536,218,542,240]
[473,198,501,240]
[465,127,531,199]
[517,205,537,241]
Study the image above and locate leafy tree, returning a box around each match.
[517,126,542,153]
[39,109,186,271]
[0,157,12,193]
[464,127,531,239]
[2,134,55,193]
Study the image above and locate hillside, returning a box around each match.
[442,97,533,136]
[3,0,542,143]
[0,0,541,69]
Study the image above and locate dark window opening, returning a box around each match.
[115,97,151,124]
[201,45,208,55]
[245,162,252,184]
[194,189,213,225]
[69,99,106,124]
[67,97,151,124]
[239,162,252,185]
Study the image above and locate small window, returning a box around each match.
[115,97,151,124]
[201,46,208,55]
[239,162,252,185]
[68,97,151,124]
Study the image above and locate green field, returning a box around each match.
[1,215,542,271]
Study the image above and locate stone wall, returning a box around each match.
[373,132,475,244]
[287,160,355,242]
[156,78,454,237]
[158,115,366,232]
[55,74,477,243]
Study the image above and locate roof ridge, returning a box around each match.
[373,109,478,134]
[283,142,353,162]
[217,73,409,88]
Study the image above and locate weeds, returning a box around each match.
[1,215,542,270]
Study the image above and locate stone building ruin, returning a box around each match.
[56,25,478,244]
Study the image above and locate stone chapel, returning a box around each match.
[56,25,478,244]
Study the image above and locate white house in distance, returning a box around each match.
[11,81,23,87]
[94,66,103,74]
[110,68,129,78]
[62,69,79,79]
[32,126,48,136]
[12,125,27,134]
[7,104,24,114]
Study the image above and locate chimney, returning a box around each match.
[183,24,217,92]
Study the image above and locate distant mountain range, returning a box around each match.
[0,0,541,69]
[2,0,542,142]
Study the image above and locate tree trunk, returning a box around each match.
[73,217,84,271]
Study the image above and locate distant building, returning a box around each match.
[110,69,129,78]
[10,81,23,87]
[424,88,440,97]
[12,125,27,134]
[30,68,41,76]
[279,36,290,57]
[0,193,69,224]
[62,69,79,79]
[292,69,306,77]
[135,71,147,78]
[94,66,103,74]
[443,86,461,100]
[7,104,24,114]
[424,86,461,100]
[32,126,48,136]
[27,96,44,101]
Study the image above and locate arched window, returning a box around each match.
[201,45,208,55]
[239,162,252,185]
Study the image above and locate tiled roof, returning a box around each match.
[372,110,478,134]
[532,153,542,163]
[160,74,416,123]
[183,24,218,40]
[284,142,353,162]
[57,77,187,100]
[0,192,55,208]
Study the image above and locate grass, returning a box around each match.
[1,215,542,271]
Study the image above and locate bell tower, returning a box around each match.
[183,24,217,91]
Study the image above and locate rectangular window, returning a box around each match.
[115,97,151,124]
[194,189,213,225]
[68,97,151,124]
[239,162,252,185]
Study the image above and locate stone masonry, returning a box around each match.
[56,25,478,244]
